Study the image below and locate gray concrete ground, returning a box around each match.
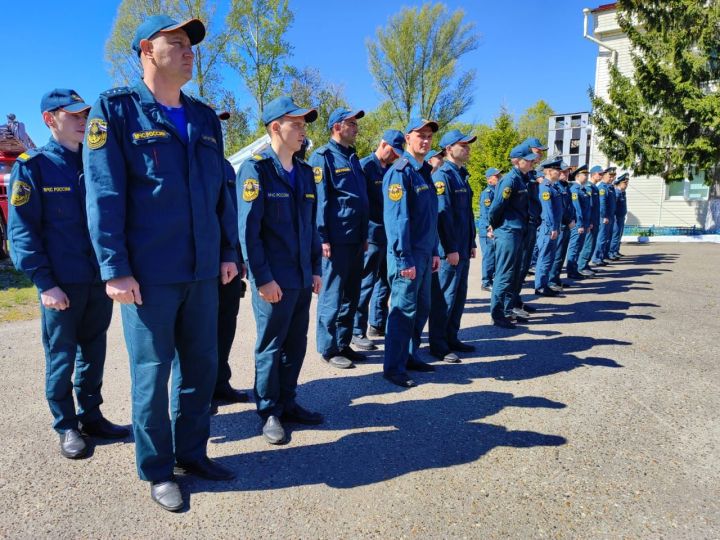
[0,242,718,539]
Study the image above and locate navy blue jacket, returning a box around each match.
[477,185,495,236]
[8,138,100,291]
[597,182,612,220]
[488,167,529,231]
[615,187,627,218]
[526,170,542,226]
[383,152,439,269]
[308,139,369,245]
[606,182,617,218]
[224,159,244,261]
[570,182,592,229]
[433,160,476,259]
[83,80,238,285]
[360,152,388,245]
[238,148,321,289]
[556,179,575,226]
[588,182,601,225]
[538,179,563,232]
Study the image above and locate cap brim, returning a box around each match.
[460,135,477,144]
[217,111,231,121]
[286,107,318,124]
[418,121,439,133]
[347,109,365,121]
[60,103,91,114]
[160,18,206,45]
[390,145,404,157]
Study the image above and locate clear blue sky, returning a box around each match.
[1,0,604,145]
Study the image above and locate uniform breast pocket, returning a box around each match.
[266,196,293,223]
[131,137,173,178]
[454,190,469,208]
[197,137,222,188]
[44,189,79,221]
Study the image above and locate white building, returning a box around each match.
[584,2,716,230]
[548,112,592,168]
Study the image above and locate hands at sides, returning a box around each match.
[322,243,331,259]
[312,275,322,294]
[446,252,460,266]
[259,280,283,303]
[432,256,440,272]
[220,262,239,285]
[41,286,70,310]
[106,276,143,305]
[400,266,416,280]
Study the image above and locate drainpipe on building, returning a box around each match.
[583,8,619,65]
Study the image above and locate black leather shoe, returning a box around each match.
[383,373,417,388]
[340,346,365,362]
[281,404,324,425]
[430,349,460,363]
[480,284,492,292]
[448,341,475,352]
[367,325,385,337]
[406,358,435,372]
[520,303,537,313]
[262,415,286,444]
[567,272,585,280]
[59,429,88,459]
[535,288,559,297]
[351,335,377,351]
[493,317,517,329]
[151,480,183,512]
[213,386,249,404]
[80,417,129,440]
[175,456,235,481]
[579,269,596,277]
[510,314,529,323]
[322,354,354,369]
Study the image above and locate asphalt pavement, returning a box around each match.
[0,242,718,538]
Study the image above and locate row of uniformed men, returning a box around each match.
[6,14,486,512]
[471,140,630,329]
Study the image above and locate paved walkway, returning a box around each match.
[0,243,717,538]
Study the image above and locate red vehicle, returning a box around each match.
[0,114,35,259]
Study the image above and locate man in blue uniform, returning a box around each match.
[429,129,477,362]
[547,162,575,291]
[308,107,369,370]
[533,157,563,296]
[609,173,629,259]
[518,138,546,292]
[383,118,440,388]
[238,95,323,446]
[426,149,445,173]
[83,15,239,512]
[578,165,603,275]
[351,129,404,350]
[214,154,249,405]
[478,168,501,292]
[592,167,616,266]
[8,89,128,460]
[566,165,592,280]
[488,144,533,329]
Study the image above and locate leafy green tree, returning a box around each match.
[286,67,348,154]
[105,0,230,103]
[366,2,479,130]
[517,100,554,144]
[591,0,720,185]
[225,0,294,124]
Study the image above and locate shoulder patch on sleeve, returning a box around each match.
[484,197,492,207]
[86,118,108,150]
[571,193,578,201]
[502,186,512,200]
[10,180,32,206]
[434,181,446,195]
[313,166,323,184]
[542,191,551,201]
[599,188,606,196]
[388,183,403,202]
[242,178,260,202]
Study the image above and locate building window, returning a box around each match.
[569,139,580,155]
[665,170,710,201]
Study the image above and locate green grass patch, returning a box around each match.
[0,261,38,322]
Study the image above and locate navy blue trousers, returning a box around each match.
[429,258,470,352]
[549,225,570,285]
[478,235,495,287]
[121,279,217,482]
[353,241,389,336]
[316,242,364,357]
[40,283,112,433]
[384,254,432,376]
[251,286,311,419]
[534,225,558,291]
[490,228,523,320]
[217,275,242,392]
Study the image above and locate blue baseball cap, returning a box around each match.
[327,107,365,131]
[509,143,536,161]
[603,166,617,174]
[541,156,563,170]
[485,167,502,178]
[132,15,206,55]
[425,149,444,161]
[382,129,405,156]
[523,137,548,151]
[40,89,90,114]
[589,165,604,174]
[439,129,477,149]
[406,117,439,133]
[614,172,629,184]
[261,95,318,125]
